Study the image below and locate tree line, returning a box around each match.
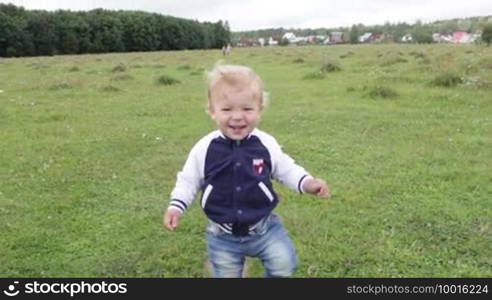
[0,4,231,57]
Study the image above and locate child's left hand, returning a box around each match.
[302,177,331,198]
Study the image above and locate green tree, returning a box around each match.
[349,24,359,44]
[212,20,230,48]
[412,22,433,43]
[74,12,92,53]
[482,23,492,46]
[394,22,411,40]
[0,5,35,57]
[86,9,124,53]
[26,11,57,55]
[54,11,80,54]
[0,11,10,56]
[279,37,290,46]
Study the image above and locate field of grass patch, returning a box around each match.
[0,44,490,277]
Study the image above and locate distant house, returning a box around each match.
[432,33,453,43]
[371,33,385,43]
[452,31,480,43]
[453,31,468,43]
[359,32,372,43]
[358,32,386,43]
[282,32,296,43]
[281,32,308,45]
[268,37,278,46]
[432,33,440,43]
[432,31,481,44]
[330,32,345,44]
[401,33,413,43]
[307,35,324,44]
[316,35,326,43]
[237,38,256,47]
[470,31,482,43]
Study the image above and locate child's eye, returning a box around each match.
[221,108,231,112]
[243,107,253,111]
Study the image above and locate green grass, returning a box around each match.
[0,44,491,277]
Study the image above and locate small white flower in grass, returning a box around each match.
[142,133,147,138]
[0,90,4,93]
[155,137,161,141]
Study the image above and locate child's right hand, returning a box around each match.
[163,207,182,231]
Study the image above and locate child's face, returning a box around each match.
[209,84,263,140]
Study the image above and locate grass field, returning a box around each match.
[0,44,491,277]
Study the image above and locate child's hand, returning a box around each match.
[302,178,331,198]
[163,207,182,231]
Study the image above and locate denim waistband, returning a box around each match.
[207,215,272,237]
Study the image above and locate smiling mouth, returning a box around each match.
[229,125,247,131]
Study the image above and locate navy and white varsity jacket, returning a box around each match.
[169,128,311,232]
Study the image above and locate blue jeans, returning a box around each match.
[206,214,298,278]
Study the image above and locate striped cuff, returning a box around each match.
[298,174,313,194]
[169,199,188,213]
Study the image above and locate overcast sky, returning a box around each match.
[1,0,491,31]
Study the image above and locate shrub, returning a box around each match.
[417,57,431,65]
[112,64,126,73]
[49,81,72,90]
[340,51,355,59]
[320,58,341,72]
[151,64,166,69]
[112,74,133,81]
[156,75,181,85]
[431,73,463,87]
[101,85,120,92]
[381,56,408,66]
[409,51,426,59]
[482,23,492,46]
[279,38,290,46]
[368,86,399,99]
[479,57,492,70]
[303,71,325,80]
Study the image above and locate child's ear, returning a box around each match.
[207,104,216,119]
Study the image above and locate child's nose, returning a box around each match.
[231,111,243,119]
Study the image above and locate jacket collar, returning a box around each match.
[218,128,257,142]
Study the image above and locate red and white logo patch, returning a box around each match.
[253,158,264,175]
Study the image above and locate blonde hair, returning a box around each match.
[206,63,269,111]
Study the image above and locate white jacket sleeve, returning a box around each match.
[257,130,312,193]
[272,149,312,193]
[169,141,206,213]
